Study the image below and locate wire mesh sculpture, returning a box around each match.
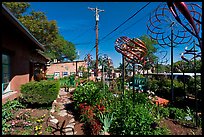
[167,2,203,62]
[146,2,198,103]
[84,54,93,80]
[115,36,147,63]
[153,50,169,78]
[167,2,202,48]
[147,3,194,48]
[167,1,202,127]
[115,36,147,104]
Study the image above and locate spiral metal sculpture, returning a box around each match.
[166,1,202,127]
[167,2,202,48]
[84,54,93,80]
[115,36,147,64]
[147,2,195,47]
[155,50,169,65]
[167,2,202,62]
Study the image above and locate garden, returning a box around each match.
[2,1,202,135]
[2,72,202,135]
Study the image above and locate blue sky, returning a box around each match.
[28,2,202,68]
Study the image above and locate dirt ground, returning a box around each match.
[6,89,202,135]
[160,118,202,135]
[7,107,202,135]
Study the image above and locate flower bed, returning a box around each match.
[73,81,170,135]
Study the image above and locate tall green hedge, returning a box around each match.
[20,80,60,105]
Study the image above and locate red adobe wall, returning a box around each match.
[46,61,87,78]
[2,14,47,94]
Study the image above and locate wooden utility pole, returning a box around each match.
[88,7,104,77]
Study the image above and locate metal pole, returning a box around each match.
[133,63,135,106]
[122,55,125,95]
[200,34,203,130]
[170,25,174,104]
[157,61,159,79]
[88,62,90,81]
[194,40,198,127]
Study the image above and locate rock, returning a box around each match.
[50,108,55,113]
[59,90,67,96]
[58,110,67,117]
[67,113,74,118]
[65,131,74,135]
[58,105,66,110]
[65,127,73,132]
[66,123,74,129]
[69,118,75,123]
[50,114,55,119]
[50,118,58,124]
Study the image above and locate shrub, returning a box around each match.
[168,107,186,120]
[108,92,168,135]
[148,78,159,92]
[20,80,60,105]
[187,76,201,99]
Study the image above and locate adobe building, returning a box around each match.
[2,5,49,104]
[46,60,89,79]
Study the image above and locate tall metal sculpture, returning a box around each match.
[115,36,147,104]
[155,50,168,77]
[147,2,194,103]
[84,54,93,81]
[167,2,202,127]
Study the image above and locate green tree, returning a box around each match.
[137,35,158,72]
[3,2,77,61]
[173,59,201,73]
[3,2,30,18]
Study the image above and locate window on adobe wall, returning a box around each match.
[2,54,11,94]
[62,72,68,77]
[54,71,60,79]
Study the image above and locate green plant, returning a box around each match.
[168,107,186,120]
[45,126,53,133]
[108,92,168,135]
[2,99,25,135]
[158,107,170,119]
[20,80,60,105]
[73,81,106,108]
[99,112,114,134]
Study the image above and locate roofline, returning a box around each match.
[2,4,45,51]
[144,73,201,76]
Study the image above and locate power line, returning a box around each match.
[99,6,157,45]
[99,2,151,43]
[86,2,151,57]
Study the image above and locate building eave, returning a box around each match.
[2,4,45,51]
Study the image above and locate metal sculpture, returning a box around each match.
[155,50,169,76]
[167,2,202,127]
[147,2,196,103]
[84,54,93,80]
[115,36,147,63]
[115,36,147,104]
[167,2,202,48]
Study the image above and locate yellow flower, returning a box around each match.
[35,126,39,131]
[38,131,42,135]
